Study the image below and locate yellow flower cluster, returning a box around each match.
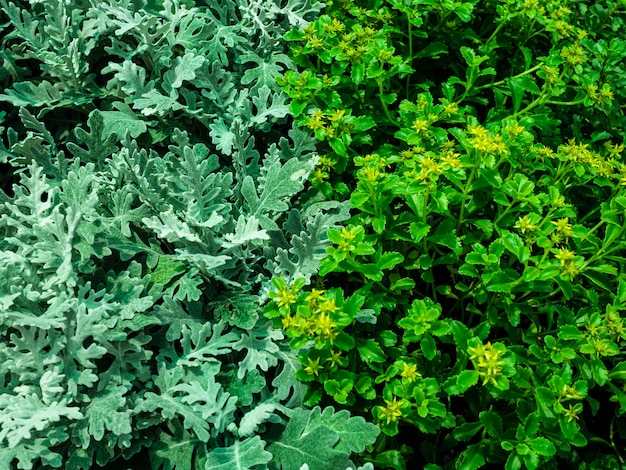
[305,108,348,141]
[312,155,336,184]
[355,153,389,184]
[467,125,508,155]
[279,287,341,346]
[557,139,616,178]
[377,397,404,424]
[560,43,586,67]
[467,341,507,386]
[399,362,420,383]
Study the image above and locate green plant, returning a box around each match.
[268,0,626,468]
[0,0,383,468]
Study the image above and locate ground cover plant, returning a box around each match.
[265,0,626,468]
[0,1,382,469]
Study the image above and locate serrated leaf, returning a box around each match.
[204,436,273,470]
[306,407,380,454]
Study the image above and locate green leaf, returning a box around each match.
[351,63,365,84]
[452,421,483,442]
[457,443,485,470]
[523,412,540,437]
[267,408,354,470]
[149,429,195,470]
[99,106,148,139]
[410,221,431,243]
[443,370,479,395]
[485,269,519,293]
[608,361,626,381]
[204,436,272,470]
[378,252,404,270]
[356,263,383,281]
[527,437,556,457]
[479,411,503,438]
[505,453,523,470]
[306,406,380,454]
[415,42,448,58]
[389,277,416,291]
[356,339,386,363]
[420,333,437,360]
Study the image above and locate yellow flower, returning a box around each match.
[319,298,340,314]
[515,215,539,234]
[361,166,381,182]
[311,168,328,183]
[468,342,506,386]
[600,84,614,101]
[304,357,322,376]
[306,118,324,131]
[563,403,582,422]
[412,119,429,134]
[400,362,420,383]
[561,261,579,280]
[281,314,294,330]
[323,18,345,33]
[275,286,297,308]
[329,109,346,122]
[467,124,489,137]
[443,102,459,115]
[440,152,462,168]
[378,398,404,424]
[554,248,576,266]
[326,350,343,367]
[316,312,337,337]
[305,289,325,306]
[551,217,573,237]
[560,43,586,66]
[311,109,325,120]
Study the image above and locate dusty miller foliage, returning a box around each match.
[0,0,378,468]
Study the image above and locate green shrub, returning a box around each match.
[267,0,626,468]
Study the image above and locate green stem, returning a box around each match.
[484,20,506,48]
[493,204,515,226]
[377,77,398,125]
[457,165,478,232]
[476,64,542,91]
[406,12,413,97]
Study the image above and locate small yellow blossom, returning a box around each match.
[412,119,429,134]
[468,341,506,386]
[554,248,576,265]
[275,285,297,308]
[323,18,345,33]
[400,362,420,383]
[305,289,325,306]
[304,357,322,376]
[378,398,404,424]
[561,261,579,280]
[467,124,489,138]
[316,312,337,337]
[443,102,459,115]
[306,118,324,131]
[327,350,343,367]
[319,298,340,314]
[552,217,573,237]
[361,166,381,182]
[515,215,539,234]
[563,403,582,422]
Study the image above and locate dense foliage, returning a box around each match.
[3,0,626,469]
[0,1,380,469]
[265,0,626,468]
